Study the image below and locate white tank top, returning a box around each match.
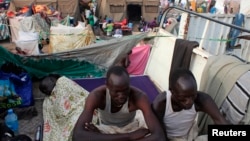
[163,90,197,139]
[98,89,136,127]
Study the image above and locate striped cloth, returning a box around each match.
[220,71,250,124]
[198,55,250,134]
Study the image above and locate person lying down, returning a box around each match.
[39,66,166,141]
[39,74,89,141]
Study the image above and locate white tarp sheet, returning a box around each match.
[49,23,95,53]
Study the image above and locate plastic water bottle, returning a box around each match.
[5,109,19,135]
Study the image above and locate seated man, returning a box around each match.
[72,66,166,141]
[152,68,228,141]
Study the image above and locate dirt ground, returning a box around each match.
[0,38,15,51]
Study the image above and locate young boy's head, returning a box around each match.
[39,74,61,96]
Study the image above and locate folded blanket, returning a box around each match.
[220,71,250,124]
[198,55,250,134]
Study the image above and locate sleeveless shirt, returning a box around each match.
[98,89,136,127]
[163,90,197,139]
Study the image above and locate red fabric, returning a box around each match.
[121,18,127,25]
[114,18,128,26]
[127,44,151,75]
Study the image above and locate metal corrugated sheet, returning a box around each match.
[234,15,250,62]
[186,14,250,62]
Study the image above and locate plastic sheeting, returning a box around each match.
[9,14,50,42]
[49,23,95,53]
[0,33,148,78]
[15,31,40,55]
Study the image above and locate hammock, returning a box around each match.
[0,33,148,79]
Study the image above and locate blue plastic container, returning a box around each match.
[5,109,19,135]
[128,23,133,29]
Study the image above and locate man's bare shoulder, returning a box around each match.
[156,91,167,102]
[196,92,212,101]
[91,85,106,92]
[130,86,148,99]
[86,85,106,109]
[195,92,214,111]
[131,85,144,92]
[128,86,150,109]
[152,91,167,108]
[88,85,106,99]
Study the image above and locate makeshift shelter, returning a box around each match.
[15,31,40,55]
[49,22,95,54]
[8,13,50,55]
[9,0,57,8]
[9,0,81,21]
[0,33,148,79]
[8,13,50,42]
[98,0,160,22]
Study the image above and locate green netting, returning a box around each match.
[0,46,106,79]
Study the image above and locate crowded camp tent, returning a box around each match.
[0,0,99,55]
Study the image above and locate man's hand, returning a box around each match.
[84,122,100,133]
[129,128,150,140]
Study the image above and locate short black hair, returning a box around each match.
[39,74,61,95]
[39,74,60,88]
[169,68,196,90]
[106,66,129,80]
